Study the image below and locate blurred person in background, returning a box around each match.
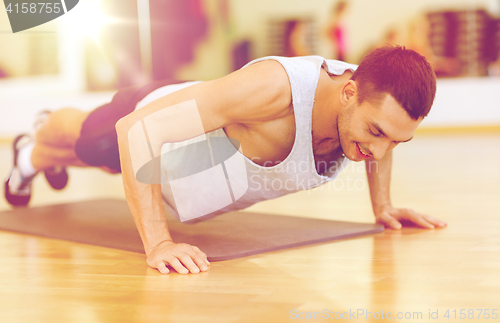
[325,0,349,61]
[283,19,313,57]
[359,14,461,77]
[359,27,404,62]
[406,14,462,77]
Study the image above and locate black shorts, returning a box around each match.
[74,79,185,173]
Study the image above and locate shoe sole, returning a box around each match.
[4,173,31,207]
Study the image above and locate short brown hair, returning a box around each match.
[351,46,436,120]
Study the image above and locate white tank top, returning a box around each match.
[136,56,357,222]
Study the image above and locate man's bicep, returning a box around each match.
[142,99,206,146]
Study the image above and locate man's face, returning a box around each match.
[337,93,422,161]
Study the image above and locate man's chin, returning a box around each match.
[340,143,362,162]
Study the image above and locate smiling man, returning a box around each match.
[5,46,447,275]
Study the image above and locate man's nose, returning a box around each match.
[368,139,391,160]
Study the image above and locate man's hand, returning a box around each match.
[146,240,210,275]
[374,204,447,230]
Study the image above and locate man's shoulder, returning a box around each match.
[237,59,291,90]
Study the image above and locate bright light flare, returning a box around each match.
[66,0,115,41]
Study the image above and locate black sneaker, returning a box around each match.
[34,110,69,190]
[4,134,36,207]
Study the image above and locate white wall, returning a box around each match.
[421,77,500,127]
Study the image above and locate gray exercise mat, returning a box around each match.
[0,199,384,261]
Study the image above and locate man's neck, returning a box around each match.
[311,69,350,158]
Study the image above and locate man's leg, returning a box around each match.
[32,108,90,170]
[4,107,117,207]
[5,79,184,207]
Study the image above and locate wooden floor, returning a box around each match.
[0,133,499,323]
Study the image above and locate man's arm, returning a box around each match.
[365,150,447,229]
[115,125,198,274]
[115,60,292,274]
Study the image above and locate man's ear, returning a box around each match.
[340,80,357,105]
